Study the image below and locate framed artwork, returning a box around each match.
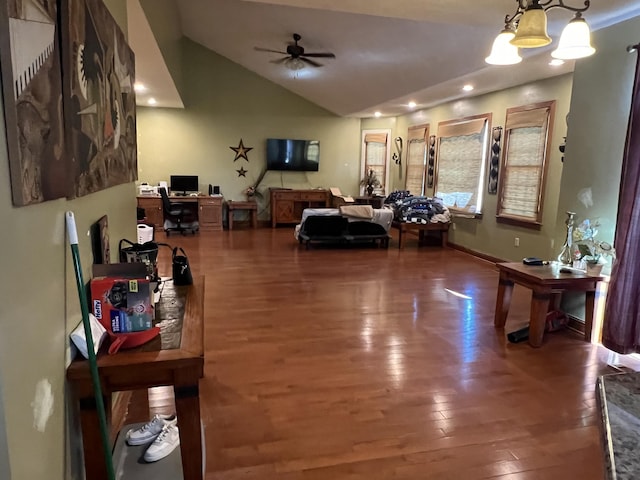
[60,0,137,198]
[90,215,110,264]
[0,0,68,206]
[488,127,502,194]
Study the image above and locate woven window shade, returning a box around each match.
[405,125,428,195]
[435,115,490,214]
[364,141,387,194]
[498,101,554,224]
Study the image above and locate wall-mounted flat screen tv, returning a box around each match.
[266,138,320,171]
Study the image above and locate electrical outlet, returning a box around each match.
[514,237,520,247]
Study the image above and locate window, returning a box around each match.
[361,130,391,195]
[435,113,491,215]
[404,124,429,195]
[497,101,555,228]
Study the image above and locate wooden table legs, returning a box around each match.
[494,274,514,329]
[174,383,203,480]
[529,291,552,348]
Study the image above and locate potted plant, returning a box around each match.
[573,218,616,274]
[360,168,381,196]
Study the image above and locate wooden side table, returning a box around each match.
[67,277,205,480]
[392,221,450,249]
[493,262,603,347]
[227,200,258,230]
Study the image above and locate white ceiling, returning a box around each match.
[129,0,640,117]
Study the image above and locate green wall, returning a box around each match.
[558,16,639,254]
[137,39,362,219]
[0,1,136,478]
[371,75,573,262]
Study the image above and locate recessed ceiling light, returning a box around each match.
[462,84,474,92]
[147,98,157,106]
[374,111,381,118]
[549,59,565,66]
[134,83,146,92]
[408,101,417,109]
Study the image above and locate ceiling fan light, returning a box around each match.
[510,7,551,48]
[284,57,305,71]
[486,28,522,65]
[551,15,595,60]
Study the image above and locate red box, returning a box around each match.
[90,277,153,333]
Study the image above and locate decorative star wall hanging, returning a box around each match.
[236,166,248,177]
[230,139,253,162]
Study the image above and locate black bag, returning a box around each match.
[172,247,193,286]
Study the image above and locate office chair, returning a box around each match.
[159,187,194,235]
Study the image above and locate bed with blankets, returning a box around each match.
[295,205,394,248]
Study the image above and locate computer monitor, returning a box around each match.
[170,175,199,195]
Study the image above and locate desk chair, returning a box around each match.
[159,187,197,235]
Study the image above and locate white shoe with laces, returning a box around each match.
[125,414,177,446]
[143,423,180,462]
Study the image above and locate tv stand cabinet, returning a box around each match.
[270,189,330,227]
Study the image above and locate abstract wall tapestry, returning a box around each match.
[61,0,137,198]
[0,0,68,206]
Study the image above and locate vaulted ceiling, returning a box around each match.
[129,0,640,117]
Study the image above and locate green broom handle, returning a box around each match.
[66,212,115,480]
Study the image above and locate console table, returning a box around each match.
[270,189,330,227]
[227,200,258,229]
[137,195,223,232]
[67,277,205,480]
[493,262,603,347]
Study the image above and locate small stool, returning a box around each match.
[227,200,258,230]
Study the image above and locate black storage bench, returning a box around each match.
[298,216,390,249]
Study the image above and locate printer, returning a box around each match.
[138,183,158,196]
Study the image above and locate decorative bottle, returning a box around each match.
[557,211,576,265]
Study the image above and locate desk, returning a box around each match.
[596,371,640,479]
[67,277,205,480]
[493,262,602,347]
[227,200,257,229]
[391,221,450,249]
[137,195,223,232]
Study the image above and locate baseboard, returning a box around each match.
[447,242,506,265]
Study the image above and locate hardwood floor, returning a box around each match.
[127,227,616,479]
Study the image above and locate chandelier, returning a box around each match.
[486,0,595,66]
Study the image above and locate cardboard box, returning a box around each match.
[90,277,153,333]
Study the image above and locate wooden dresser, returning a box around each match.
[137,195,223,232]
[270,189,330,227]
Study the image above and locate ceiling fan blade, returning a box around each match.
[300,57,323,67]
[302,53,336,59]
[254,47,288,54]
[270,57,289,64]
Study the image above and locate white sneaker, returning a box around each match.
[125,414,177,446]
[143,423,180,462]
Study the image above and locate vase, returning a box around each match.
[366,185,374,196]
[557,211,576,265]
[586,262,604,276]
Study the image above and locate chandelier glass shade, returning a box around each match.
[551,15,595,59]
[284,57,305,71]
[485,28,523,65]
[485,0,595,66]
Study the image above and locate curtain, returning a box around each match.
[602,45,640,354]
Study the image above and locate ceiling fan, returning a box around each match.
[254,33,336,69]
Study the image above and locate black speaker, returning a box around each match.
[208,184,212,195]
[213,185,220,195]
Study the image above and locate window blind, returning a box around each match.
[405,124,428,195]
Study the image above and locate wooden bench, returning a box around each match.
[227,200,258,230]
[392,221,450,249]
